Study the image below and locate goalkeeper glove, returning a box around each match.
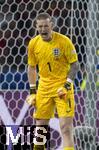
[26,84,36,106]
[57,87,67,99]
[57,78,72,99]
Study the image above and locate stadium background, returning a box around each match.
[0,0,99,149]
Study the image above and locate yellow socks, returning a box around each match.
[64,147,74,150]
[33,145,74,150]
[33,144,45,150]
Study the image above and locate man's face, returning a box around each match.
[36,18,53,41]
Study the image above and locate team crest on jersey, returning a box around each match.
[53,48,61,59]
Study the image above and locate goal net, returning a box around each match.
[0,0,98,149]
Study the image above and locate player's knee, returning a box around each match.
[36,119,49,125]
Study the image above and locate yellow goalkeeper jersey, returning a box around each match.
[28,31,78,97]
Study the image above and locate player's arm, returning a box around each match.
[57,61,79,99]
[64,61,79,90]
[57,37,78,98]
[67,61,79,81]
[26,65,37,106]
[64,38,79,91]
[26,38,37,106]
[28,65,37,93]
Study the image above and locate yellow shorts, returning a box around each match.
[33,91,75,119]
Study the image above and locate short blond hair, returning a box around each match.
[36,13,51,21]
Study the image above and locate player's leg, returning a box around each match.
[59,117,74,150]
[55,91,75,150]
[33,94,55,150]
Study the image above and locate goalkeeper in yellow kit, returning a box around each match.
[26,13,78,150]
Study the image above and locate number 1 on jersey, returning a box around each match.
[47,62,52,72]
